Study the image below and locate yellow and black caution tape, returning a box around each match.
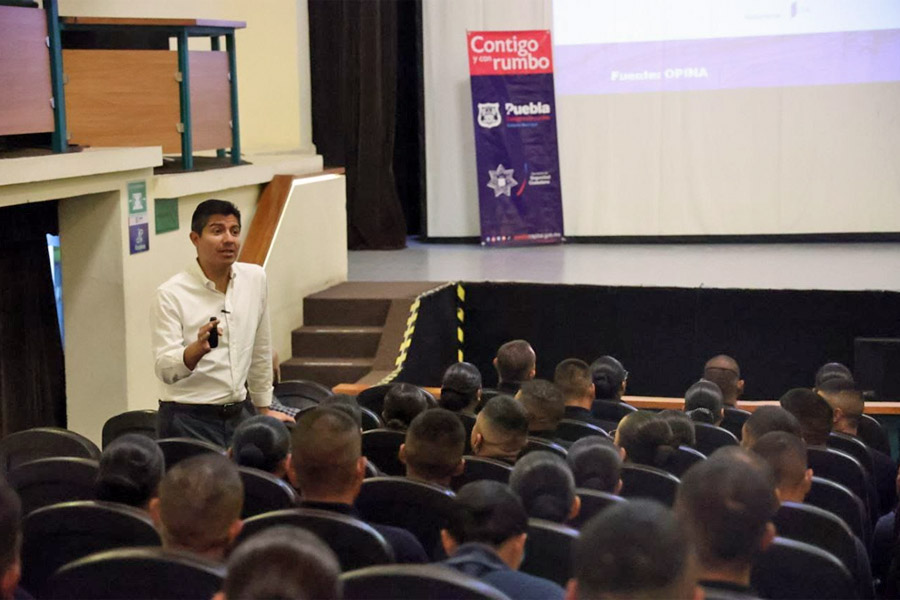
[456,283,465,362]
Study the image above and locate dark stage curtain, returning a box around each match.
[0,202,66,435]
[309,0,411,249]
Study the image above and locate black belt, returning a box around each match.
[159,401,246,418]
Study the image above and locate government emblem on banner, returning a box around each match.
[477,103,502,129]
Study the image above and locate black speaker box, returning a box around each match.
[854,338,900,401]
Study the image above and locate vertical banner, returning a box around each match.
[127,180,149,255]
[467,30,564,246]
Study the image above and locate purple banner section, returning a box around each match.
[470,73,564,246]
[555,29,900,95]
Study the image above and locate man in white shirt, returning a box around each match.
[151,199,292,447]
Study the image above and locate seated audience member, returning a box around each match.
[873,471,900,586]
[264,350,299,420]
[320,394,364,428]
[381,383,428,431]
[149,454,244,561]
[218,526,341,600]
[676,447,778,599]
[658,410,697,448]
[684,379,725,426]
[516,379,567,441]
[400,409,466,489]
[703,355,745,408]
[554,358,608,429]
[490,339,537,396]
[470,395,529,465]
[442,481,565,600]
[230,415,291,479]
[615,411,677,470]
[0,484,24,600]
[509,451,580,523]
[289,407,428,563]
[740,406,802,449]
[566,436,623,494]
[440,362,482,414]
[589,355,628,402]
[779,388,833,446]
[96,433,165,510]
[814,362,854,389]
[569,499,702,600]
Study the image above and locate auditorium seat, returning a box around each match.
[237,508,395,570]
[356,384,393,416]
[7,457,98,515]
[554,419,609,444]
[807,447,874,521]
[274,379,333,410]
[451,456,512,490]
[661,445,706,478]
[237,466,298,519]
[750,537,856,600]
[720,406,751,439]
[0,427,101,476]
[341,564,511,600]
[590,400,636,423]
[520,437,568,459]
[456,412,476,453]
[356,476,456,560]
[519,518,579,587]
[568,489,626,529]
[361,429,407,476]
[361,406,384,431]
[156,437,225,470]
[857,415,891,456]
[22,501,160,595]
[365,459,382,478]
[620,464,680,507]
[45,547,225,600]
[693,423,739,456]
[827,432,874,475]
[101,410,158,448]
[806,476,870,548]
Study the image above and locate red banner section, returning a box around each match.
[467,30,553,76]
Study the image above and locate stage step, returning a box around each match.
[303,297,391,327]
[292,325,383,358]
[280,357,374,388]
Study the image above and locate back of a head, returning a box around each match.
[225,526,341,600]
[496,340,536,383]
[684,379,724,421]
[567,436,622,493]
[517,379,566,431]
[657,410,696,447]
[0,484,21,582]
[779,388,833,445]
[445,481,528,547]
[742,406,802,448]
[404,408,466,482]
[157,454,243,554]
[509,450,576,523]
[616,411,677,469]
[440,362,482,412]
[553,358,593,402]
[320,394,363,428]
[291,407,361,497]
[590,355,627,400]
[382,383,428,431]
[750,431,808,494]
[703,355,742,403]
[478,395,529,456]
[676,447,777,570]
[574,500,695,600]
[814,362,854,389]
[817,378,864,428]
[96,434,165,508]
[231,415,290,474]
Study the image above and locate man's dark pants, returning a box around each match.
[157,401,248,448]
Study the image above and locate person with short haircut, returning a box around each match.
[566,436,623,494]
[320,393,364,428]
[589,355,628,401]
[440,362,482,414]
[230,415,291,479]
[684,379,724,426]
[0,484,23,600]
[218,526,341,600]
[779,388,833,446]
[516,379,566,441]
[554,358,609,430]
[400,408,466,488]
[676,447,778,598]
[470,395,529,465]
[740,406,802,449]
[96,433,165,510]
[441,481,565,600]
[381,383,428,431]
[493,340,537,395]
[288,407,428,563]
[569,499,702,600]
[509,451,580,523]
[658,409,697,448]
[814,362,854,389]
[149,454,244,561]
[703,355,744,407]
[615,411,677,470]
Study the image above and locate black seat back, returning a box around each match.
[805,476,870,547]
[341,564,512,600]
[156,437,225,470]
[237,508,395,570]
[554,419,609,443]
[520,518,579,587]
[0,427,101,476]
[807,447,871,519]
[46,547,225,600]
[451,456,512,490]
[456,412,476,453]
[569,488,626,529]
[356,384,393,416]
[693,423,739,456]
[590,400,636,423]
[720,407,751,439]
[828,433,874,474]
[751,537,857,600]
[361,429,407,476]
[661,446,706,478]
[360,406,383,431]
[620,464,680,506]
[8,457,98,515]
[101,410,158,448]
[275,379,334,403]
[22,500,161,595]
[857,415,890,456]
[773,502,859,579]
[237,467,298,519]
[520,437,567,459]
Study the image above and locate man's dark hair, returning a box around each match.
[743,406,802,442]
[225,526,341,600]
[231,415,290,474]
[616,411,677,469]
[320,394,363,428]
[518,379,566,431]
[495,340,536,383]
[509,451,576,523]
[817,378,864,428]
[0,484,21,576]
[481,395,529,437]
[190,199,241,235]
[292,407,361,496]
[814,362,854,389]
[382,383,428,431]
[676,447,777,569]
[703,355,742,403]
[779,388,833,445]
[575,500,693,600]
[553,358,593,401]
[440,362,482,412]
[567,436,622,493]
[590,355,627,400]
[684,379,724,421]
[751,431,808,491]
[445,481,529,547]
[657,409,696,447]
[404,409,466,481]
[96,433,165,508]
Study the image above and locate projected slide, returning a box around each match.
[553,0,900,94]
